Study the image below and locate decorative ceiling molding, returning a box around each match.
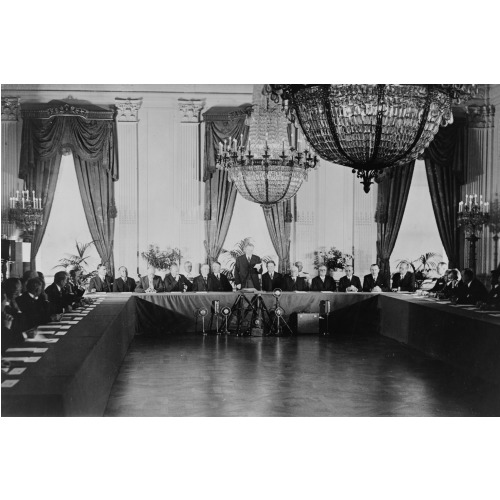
[115,98,143,122]
[178,99,205,123]
[1,96,20,121]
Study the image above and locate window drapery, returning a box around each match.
[203,105,251,263]
[375,161,416,285]
[262,201,293,274]
[19,101,118,272]
[423,118,467,269]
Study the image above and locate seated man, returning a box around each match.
[15,277,51,331]
[429,263,449,293]
[461,268,488,305]
[486,269,500,309]
[338,265,362,292]
[164,263,193,292]
[391,262,416,292]
[261,260,283,292]
[362,263,389,292]
[67,269,86,297]
[442,269,466,300]
[311,265,336,292]
[183,261,196,282]
[136,266,164,293]
[2,287,24,353]
[113,266,137,292]
[295,261,310,279]
[45,271,74,315]
[283,265,309,291]
[209,262,232,292]
[192,264,211,292]
[88,264,113,292]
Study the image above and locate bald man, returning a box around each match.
[283,265,309,291]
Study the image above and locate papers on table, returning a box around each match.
[2,380,19,388]
[7,367,26,375]
[2,357,41,363]
[7,347,48,354]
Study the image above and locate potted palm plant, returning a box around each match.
[53,240,97,286]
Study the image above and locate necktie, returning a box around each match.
[270,274,273,280]
[247,256,251,263]
[204,277,207,288]
[216,274,219,280]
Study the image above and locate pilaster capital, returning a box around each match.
[178,99,204,123]
[115,98,143,122]
[467,104,495,128]
[2,96,20,121]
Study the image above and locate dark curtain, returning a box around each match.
[375,161,415,285]
[263,201,292,274]
[19,108,117,272]
[203,106,251,263]
[423,119,466,268]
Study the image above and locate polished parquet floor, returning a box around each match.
[105,334,500,417]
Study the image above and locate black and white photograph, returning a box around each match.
[1,2,498,499]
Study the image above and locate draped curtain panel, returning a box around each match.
[375,161,416,285]
[262,201,292,274]
[203,105,251,263]
[423,119,467,269]
[19,101,118,272]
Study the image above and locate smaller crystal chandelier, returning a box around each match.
[216,85,318,209]
[8,189,43,238]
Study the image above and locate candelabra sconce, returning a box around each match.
[458,195,490,271]
[8,189,43,241]
[487,198,500,267]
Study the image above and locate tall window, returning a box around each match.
[391,160,447,272]
[222,194,277,264]
[37,153,101,280]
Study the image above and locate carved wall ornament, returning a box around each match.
[467,104,495,129]
[115,98,143,122]
[178,99,204,123]
[1,96,20,121]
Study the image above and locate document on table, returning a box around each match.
[2,357,41,363]
[58,325,71,329]
[26,337,59,343]
[7,347,48,353]
[1,380,19,388]
[7,367,26,375]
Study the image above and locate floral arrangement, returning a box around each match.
[313,247,353,270]
[141,245,182,270]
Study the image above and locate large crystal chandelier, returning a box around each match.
[216,85,318,209]
[265,84,477,192]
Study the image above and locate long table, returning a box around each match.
[2,291,499,416]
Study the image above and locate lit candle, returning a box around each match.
[458,201,463,212]
[219,142,223,154]
[474,194,477,205]
[32,190,35,201]
[39,198,42,210]
[22,198,25,209]
[16,190,19,200]
[240,134,243,147]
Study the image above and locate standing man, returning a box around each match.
[88,264,113,293]
[391,262,416,292]
[362,263,389,292]
[192,264,211,292]
[164,263,192,292]
[234,243,262,290]
[261,260,283,291]
[311,265,336,292]
[136,266,164,293]
[113,266,137,292]
[283,265,309,291]
[209,262,232,292]
[338,265,362,292]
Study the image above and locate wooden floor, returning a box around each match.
[105,334,500,417]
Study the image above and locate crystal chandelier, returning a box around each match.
[8,189,43,238]
[266,84,478,192]
[216,85,318,209]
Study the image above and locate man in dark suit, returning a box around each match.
[113,266,137,292]
[338,265,362,292]
[67,269,86,298]
[88,264,113,292]
[234,243,262,290]
[461,268,488,305]
[209,262,232,292]
[164,263,193,292]
[283,265,309,291]
[311,265,336,291]
[16,277,51,330]
[46,271,74,315]
[362,263,389,292]
[486,269,500,309]
[192,264,211,292]
[442,269,466,300]
[136,266,164,293]
[261,260,283,292]
[391,262,416,292]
